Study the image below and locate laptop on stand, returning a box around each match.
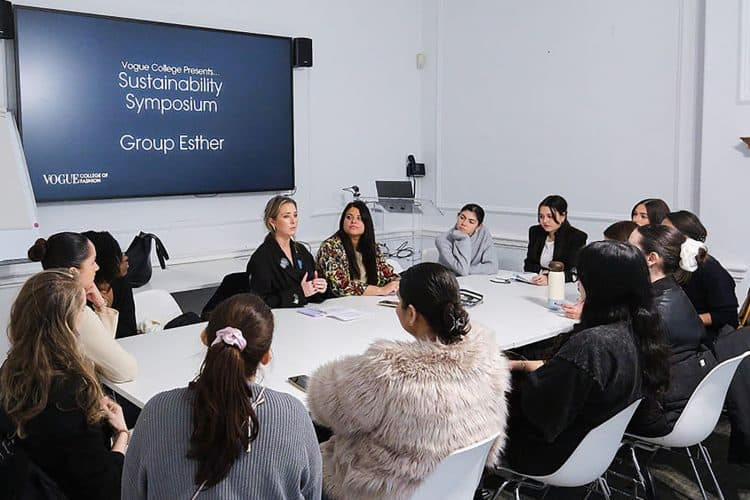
[375,180,423,214]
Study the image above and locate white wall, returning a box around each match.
[700,0,750,292]
[421,0,705,248]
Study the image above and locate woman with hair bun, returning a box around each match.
[628,224,717,437]
[307,262,510,500]
[663,210,738,334]
[27,232,137,383]
[122,294,322,499]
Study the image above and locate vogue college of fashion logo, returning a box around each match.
[41,172,109,185]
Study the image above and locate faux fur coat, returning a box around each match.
[307,323,511,500]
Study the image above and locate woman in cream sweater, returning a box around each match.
[28,232,138,382]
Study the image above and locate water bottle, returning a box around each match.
[547,260,565,310]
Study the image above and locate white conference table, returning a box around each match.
[109,274,577,408]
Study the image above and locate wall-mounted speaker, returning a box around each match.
[293,37,312,68]
[0,1,14,40]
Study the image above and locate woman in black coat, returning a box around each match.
[524,195,587,284]
[628,224,718,437]
[247,196,328,308]
[506,241,670,475]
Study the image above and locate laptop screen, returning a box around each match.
[376,180,414,199]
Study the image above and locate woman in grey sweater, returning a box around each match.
[122,294,322,500]
[435,203,498,275]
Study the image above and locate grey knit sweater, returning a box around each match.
[121,385,322,499]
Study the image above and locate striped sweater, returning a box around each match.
[122,385,322,499]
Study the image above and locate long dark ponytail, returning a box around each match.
[187,294,274,489]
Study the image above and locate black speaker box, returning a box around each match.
[293,37,312,68]
[0,1,13,40]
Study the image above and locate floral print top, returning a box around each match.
[316,235,399,296]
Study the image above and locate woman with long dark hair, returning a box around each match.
[316,200,399,296]
[307,263,510,499]
[27,232,137,382]
[248,196,328,307]
[631,198,670,227]
[0,270,129,499]
[627,225,717,436]
[505,241,670,475]
[524,195,587,284]
[83,231,138,339]
[435,203,498,276]
[122,294,322,499]
[663,210,738,334]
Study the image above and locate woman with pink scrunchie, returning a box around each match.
[122,294,322,499]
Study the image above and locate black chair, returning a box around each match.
[200,272,251,320]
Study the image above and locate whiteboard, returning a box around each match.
[0,110,39,261]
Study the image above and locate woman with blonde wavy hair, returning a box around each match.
[0,270,128,499]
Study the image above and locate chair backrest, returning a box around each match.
[645,351,750,448]
[386,258,404,274]
[201,272,250,320]
[410,433,500,500]
[133,289,183,332]
[530,398,642,487]
[422,247,439,263]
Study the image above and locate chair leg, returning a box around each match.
[629,445,647,492]
[598,477,612,500]
[492,480,510,500]
[513,484,522,500]
[686,446,709,500]
[698,442,725,500]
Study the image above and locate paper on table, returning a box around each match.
[299,306,365,321]
[513,272,539,284]
[321,306,365,322]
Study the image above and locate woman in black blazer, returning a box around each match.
[524,195,587,284]
[247,196,328,308]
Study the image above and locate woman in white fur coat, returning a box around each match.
[307,262,510,500]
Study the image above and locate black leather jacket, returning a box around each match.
[653,276,717,427]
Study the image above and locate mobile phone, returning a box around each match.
[378,299,399,308]
[288,375,309,392]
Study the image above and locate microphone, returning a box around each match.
[342,185,361,198]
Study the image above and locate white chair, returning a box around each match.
[494,398,643,500]
[133,289,183,333]
[386,258,404,274]
[626,351,750,500]
[421,247,439,263]
[410,432,501,500]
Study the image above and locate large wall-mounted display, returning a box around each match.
[13,7,295,202]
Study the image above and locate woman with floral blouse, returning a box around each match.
[316,201,399,296]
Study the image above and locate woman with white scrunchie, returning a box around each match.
[627,224,718,437]
[663,210,739,334]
